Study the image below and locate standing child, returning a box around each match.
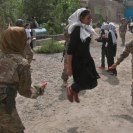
[96,23,108,69]
[106,22,117,75]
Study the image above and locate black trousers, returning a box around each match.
[101,46,106,67]
[106,54,117,74]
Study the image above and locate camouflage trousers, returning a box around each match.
[0,104,25,133]
[119,32,126,46]
[61,54,68,82]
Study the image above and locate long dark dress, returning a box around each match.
[67,26,100,93]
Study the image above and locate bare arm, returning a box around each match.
[109,40,133,69]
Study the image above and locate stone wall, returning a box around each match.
[80,0,124,22]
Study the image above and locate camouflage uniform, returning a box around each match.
[24,43,33,64]
[114,40,133,106]
[0,52,32,133]
[61,25,70,85]
[0,26,46,133]
[119,18,128,46]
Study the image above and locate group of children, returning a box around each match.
[1,7,133,133]
[96,22,117,75]
[61,8,120,103]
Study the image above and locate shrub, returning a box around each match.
[35,40,64,54]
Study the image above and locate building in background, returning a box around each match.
[80,0,124,23]
[124,0,133,20]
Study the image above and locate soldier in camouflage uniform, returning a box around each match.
[61,25,70,87]
[16,19,33,64]
[110,40,133,106]
[119,18,129,46]
[0,27,47,133]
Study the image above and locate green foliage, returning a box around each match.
[0,0,80,34]
[23,0,52,23]
[48,0,80,34]
[35,40,64,54]
[0,0,23,26]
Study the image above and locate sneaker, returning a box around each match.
[66,86,73,102]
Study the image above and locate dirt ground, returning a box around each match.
[16,28,133,133]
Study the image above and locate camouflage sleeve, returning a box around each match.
[24,44,33,64]
[115,40,133,65]
[17,64,32,98]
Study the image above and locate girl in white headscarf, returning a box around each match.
[66,8,100,103]
[105,22,117,75]
[96,22,109,69]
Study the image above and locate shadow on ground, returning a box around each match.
[100,70,120,85]
[113,114,133,123]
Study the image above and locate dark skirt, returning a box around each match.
[72,57,100,93]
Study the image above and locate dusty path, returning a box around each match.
[16,30,133,133]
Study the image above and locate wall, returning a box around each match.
[80,0,124,22]
[124,7,133,20]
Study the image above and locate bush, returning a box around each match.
[35,40,64,54]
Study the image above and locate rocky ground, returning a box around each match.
[16,28,133,133]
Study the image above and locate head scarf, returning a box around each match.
[108,22,117,44]
[108,22,116,32]
[101,22,109,31]
[0,26,27,55]
[100,22,117,44]
[68,8,98,42]
[68,8,86,25]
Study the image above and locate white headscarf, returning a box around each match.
[101,22,117,44]
[108,22,117,44]
[101,22,109,31]
[68,8,98,42]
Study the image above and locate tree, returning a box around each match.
[0,0,80,34]
[0,0,23,26]
[47,0,80,34]
[23,0,52,24]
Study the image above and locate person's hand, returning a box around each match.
[30,87,38,98]
[109,64,117,70]
[37,81,47,95]
[31,81,47,98]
